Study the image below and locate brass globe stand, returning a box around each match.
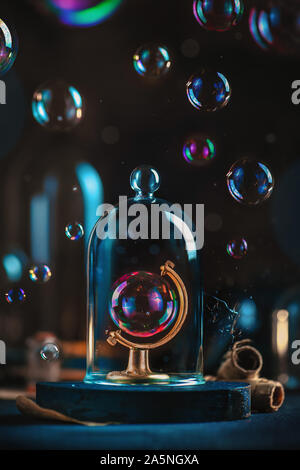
[106,260,188,383]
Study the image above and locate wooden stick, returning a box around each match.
[16,395,117,426]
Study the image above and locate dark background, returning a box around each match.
[0,0,299,381]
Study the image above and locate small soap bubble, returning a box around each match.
[5,287,26,304]
[186,69,231,111]
[265,133,276,144]
[183,135,216,165]
[193,0,244,32]
[40,343,60,362]
[32,79,84,131]
[226,158,274,205]
[149,244,160,255]
[101,126,120,144]
[226,238,248,259]
[133,43,171,79]
[29,264,52,283]
[65,222,84,241]
[205,213,223,232]
[0,19,18,76]
[180,38,200,58]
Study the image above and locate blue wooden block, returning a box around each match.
[36,381,251,423]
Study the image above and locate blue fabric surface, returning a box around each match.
[0,394,300,450]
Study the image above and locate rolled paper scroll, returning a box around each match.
[204,376,285,412]
[247,378,285,412]
[205,339,285,413]
[217,339,263,380]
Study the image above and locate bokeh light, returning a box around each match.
[32,80,84,131]
[109,271,178,337]
[183,135,216,165]
[193,0,244,32]
[42,0,123,27]
[65,222,84,240]
[0,18,18,76]
[235,298,260,333]
[186,69,231,111]
[133,44,171,79]
[5,287,26,304]
[40,343,60,361]
[29,264,52,283]
[226,238,248,259]
[226,158,274,205]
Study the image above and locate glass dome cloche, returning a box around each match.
[84,165,204,386]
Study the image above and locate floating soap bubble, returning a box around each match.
[193,0,244,32]
[40,343,60,361]
[5,287,26,304]
[109,271,178,337]
[32,80,84,131]
[65,222,84,240]
[29,264,52,283]
[39,0,123,27]
[183,135,216,165]
[101,125,120,144]
[205,213,223,232]
[149,244,160,255]
[226,238,248,259]
[249,1,300,54]
[0,19,18,76]
[226,158,274,205]
[186,69,231,111]
[180,38,200,58]
[133,44,171,79]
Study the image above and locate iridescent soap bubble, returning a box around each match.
[32,80,84,131]
[183,135,216,165]
[29,264,52,283]
[226,158,274,205]
[0,19,18,76]
[193,0,244,32]
[109,271,178,337]
[249,1,300,54]
[5,287,26,304]
[40,343,60,361]
[133,44,171,79]
[65,222,84,240]
[186,69,231,111]
[39,0,123,27]
[226,238,248,259]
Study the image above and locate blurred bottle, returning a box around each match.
[272,286,300,389]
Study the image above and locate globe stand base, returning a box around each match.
[106,348,170,383]
[36,381,251,423]
[106,371,170,383]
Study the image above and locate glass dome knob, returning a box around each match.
[130,165,160,198]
